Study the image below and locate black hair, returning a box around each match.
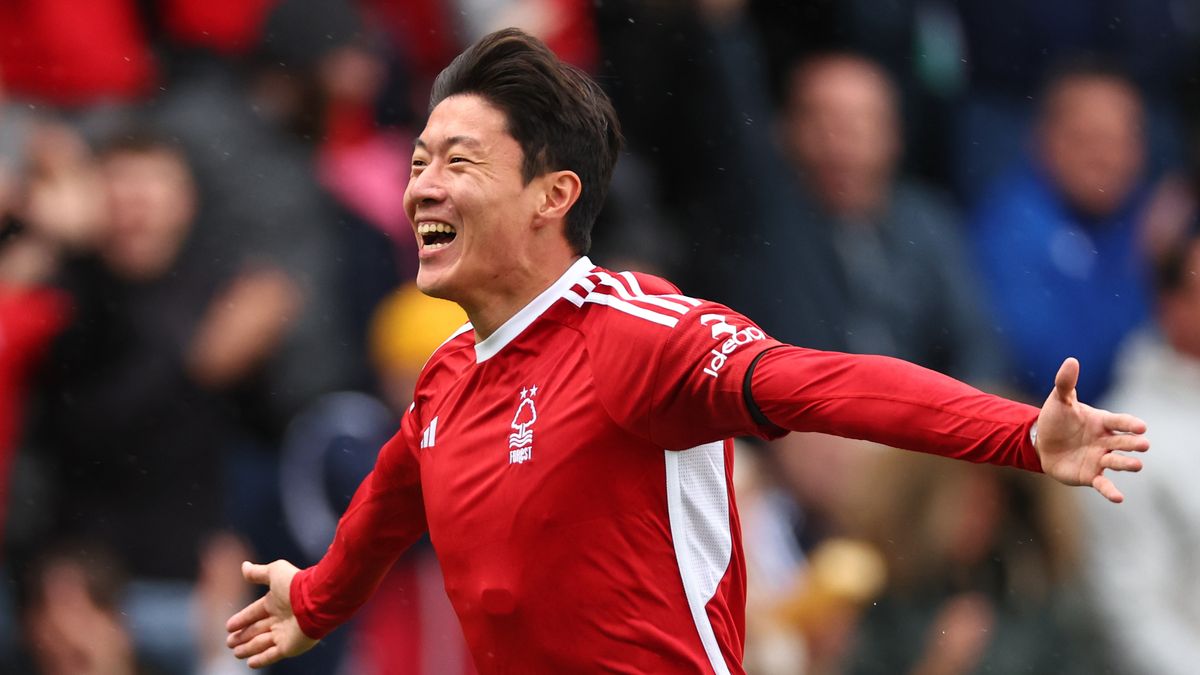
[1155,220,1200,295]
[429,28,623,255]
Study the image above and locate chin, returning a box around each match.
[415,267,461,301]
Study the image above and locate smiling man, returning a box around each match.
[226,29,1149,674]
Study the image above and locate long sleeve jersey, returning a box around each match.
[291,257,1041,674]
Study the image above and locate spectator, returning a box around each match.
[1076,228,1200,674]
[22,543,142,675]
[971,62,1151,402]
[845,453,1089,675]
[24,536,253,675]
[452,0,598,73]
[735,440,887,675]
[32,131,294,673]
[250,0,410,376]
[593,0,759,295]
[0,120,78,548]
[951,0,1196,200]
[738,52,1004,385]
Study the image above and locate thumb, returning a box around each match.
[241,561,270,586]
[1053,357,1079,403]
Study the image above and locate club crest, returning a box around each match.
[508,385,538,464]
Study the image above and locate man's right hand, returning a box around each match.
[225,560,318,669]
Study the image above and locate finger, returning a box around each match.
[1100,452,1143,473]
[228,616,275,648]
[226,596,269,632]
[1053,357,1080,403]
[1100,433,1150,453]
[248,645,284,669]
[1102,412,1148,435]
[232,631,276,660]
[1092,474,1124,504]
[242,561,271,585]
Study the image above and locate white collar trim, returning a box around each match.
[474,256,595,362]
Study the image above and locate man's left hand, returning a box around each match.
[1035,357,1149,503]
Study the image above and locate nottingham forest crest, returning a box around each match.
[508,385,538,464]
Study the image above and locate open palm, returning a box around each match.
[225,560,317,668]
[1035,358,1149,502]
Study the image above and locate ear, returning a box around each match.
[533,170,582,228]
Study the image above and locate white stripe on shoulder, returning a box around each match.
[618,271,645,295]
[563,289,586,307]
[577,292,678,327]
[592,271,690,315]
[612,270,703,309]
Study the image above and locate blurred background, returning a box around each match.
[1,0,1198,673]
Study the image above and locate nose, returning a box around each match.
[406,161,449,206]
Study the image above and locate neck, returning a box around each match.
[464,254,581,340]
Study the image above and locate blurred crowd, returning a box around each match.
[1,0,1199,673]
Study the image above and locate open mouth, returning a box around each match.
[417,222,458,250]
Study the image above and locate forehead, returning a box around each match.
[1046,78,1141,122]
[795,61,893,112]
[418,94,515,150]
[102,148,191,179]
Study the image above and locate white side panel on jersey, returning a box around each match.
[665,441,733,675]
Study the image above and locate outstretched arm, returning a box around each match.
[748,347,1147,500]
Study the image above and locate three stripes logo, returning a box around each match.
[508,385,538,464]
[421,416,438,449]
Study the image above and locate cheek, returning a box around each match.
[402,186,416,219]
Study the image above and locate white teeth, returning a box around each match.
[417,222,457,236]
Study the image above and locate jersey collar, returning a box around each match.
[474,256,595,362]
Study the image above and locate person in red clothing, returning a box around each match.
[226,29,1150,673]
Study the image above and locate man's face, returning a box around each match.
[784,59,900,218]
[1163,241,1200,358]
[404,94,542,304]
[100,149,196,281]
[1040,78,1144,218]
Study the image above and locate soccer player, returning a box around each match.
[226,29,1149,674]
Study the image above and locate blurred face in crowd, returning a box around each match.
[1161,241,1200,360]
[1038,75,1144,218]
[784,56,901,220]
[99,147,197,282]
[404,94,551,307]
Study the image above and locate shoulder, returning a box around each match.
[972,161,1056,228]
[413,323,475,398]
[562,266,772,367]
[560,267,704,342]
[893,180,960,227]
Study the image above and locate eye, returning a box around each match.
[411,158,428,168]
[448,156,471,164]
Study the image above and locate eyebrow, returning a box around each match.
[413,135,484,151]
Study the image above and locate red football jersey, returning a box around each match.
[292,257,1042,674]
